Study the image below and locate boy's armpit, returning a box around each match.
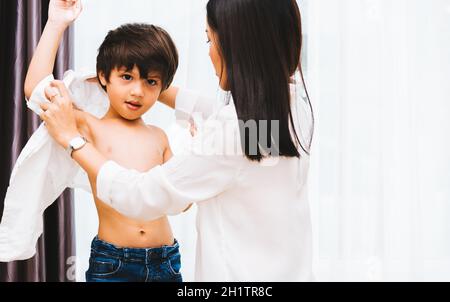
[75,110,95,143]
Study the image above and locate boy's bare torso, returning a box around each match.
[77,110,174,248]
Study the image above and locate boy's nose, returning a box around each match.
[130,82,144,97]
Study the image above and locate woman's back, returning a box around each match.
[195,155,312,281]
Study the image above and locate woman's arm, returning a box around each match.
[40,81,241,221]
[39,81,107,187]
[24,0,82,98]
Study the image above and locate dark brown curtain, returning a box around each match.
[0,0,76,282]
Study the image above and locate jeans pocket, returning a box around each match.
[87,255,122,277]
[167,256,182,276]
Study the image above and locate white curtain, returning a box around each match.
[306,0,450,281]
[73,0,450,281]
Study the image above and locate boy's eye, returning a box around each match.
[147,79,157,86]
[122,74,133,81]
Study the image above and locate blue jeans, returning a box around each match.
[85,236,183,282]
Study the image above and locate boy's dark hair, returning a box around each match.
[96,23,178,91]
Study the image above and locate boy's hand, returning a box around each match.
[48,0,83,28]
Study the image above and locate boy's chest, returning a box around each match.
[88,123,164,172]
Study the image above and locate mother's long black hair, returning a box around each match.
[207,0,314,161]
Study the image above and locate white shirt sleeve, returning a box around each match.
[97,96,243,221]
[97,148,243,222]
[26,74,55,115]
[26,70,109,119]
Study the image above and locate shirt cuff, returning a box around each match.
[96,160,124,205]
[26,74,55,115]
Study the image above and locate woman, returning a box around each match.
[40,0,314,281]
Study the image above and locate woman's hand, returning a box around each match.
[40,81,81,149]
[48,0,83,28]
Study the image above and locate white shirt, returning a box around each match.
[97,85,314,281]
[0,70,109,262]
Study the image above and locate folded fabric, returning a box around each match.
[0,70,109,262]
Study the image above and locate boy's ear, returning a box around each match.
[98,72,107,86]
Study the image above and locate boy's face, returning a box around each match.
[99,65,163,121]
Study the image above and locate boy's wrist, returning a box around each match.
[46,20,70,32]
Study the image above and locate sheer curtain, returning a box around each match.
[73,0,450,282]
[306,0,450,281]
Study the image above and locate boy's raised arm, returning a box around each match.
[24,0,82,99]
[158,86,179,110]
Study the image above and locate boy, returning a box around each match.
[24,0,183,282]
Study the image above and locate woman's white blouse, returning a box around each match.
[97,88,314,281]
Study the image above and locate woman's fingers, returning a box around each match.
[39,102,53,123]
[40,102,51,111]
[40,102,48,111]
[50,80,69,98]
[39,101,60,114]
[44,86,60,102]
[49,80,72,105]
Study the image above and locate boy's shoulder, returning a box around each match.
[145,125,169,143]
[145,125,169,146]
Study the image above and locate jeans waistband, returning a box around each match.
[90,236,179,262]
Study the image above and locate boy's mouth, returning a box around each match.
[125,101,142,111]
